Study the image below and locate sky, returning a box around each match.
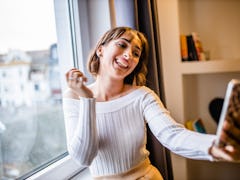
[0,0,57,54]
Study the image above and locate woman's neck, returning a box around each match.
[92,77,127,101]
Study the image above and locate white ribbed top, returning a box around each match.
[63,86,216,177]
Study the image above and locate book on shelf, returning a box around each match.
[180,32,206,62]
[187,34,199,61]
[185,118,207,134]
[191,32,206,61]
[180,35,188,61]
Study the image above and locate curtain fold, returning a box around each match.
[134,0,173,180]
[113,0,173,179]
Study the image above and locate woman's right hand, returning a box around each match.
[64,68,93,98]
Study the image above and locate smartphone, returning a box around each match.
[215,79,240,147]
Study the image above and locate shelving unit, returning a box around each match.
[181,59,240,74]
[156,0,240,180]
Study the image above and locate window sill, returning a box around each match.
[68,168,91,180]
[26,155,91,180]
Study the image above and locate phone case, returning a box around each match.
[215,79,240,147]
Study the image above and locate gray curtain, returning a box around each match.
[114,0,173,179]
[134,1,173,180]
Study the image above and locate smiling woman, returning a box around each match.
[87,27,148,89]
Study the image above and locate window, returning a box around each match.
[0,0,67,179]
[0,0,117,179]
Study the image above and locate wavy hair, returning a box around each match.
[87,26,149,86]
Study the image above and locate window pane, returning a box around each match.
[0,0,67,179]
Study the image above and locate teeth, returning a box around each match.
[116,60,128,68]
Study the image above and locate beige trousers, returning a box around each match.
[93,158,164,180]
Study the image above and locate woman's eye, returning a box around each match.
[134,52,140,57]
[117,42,126,48]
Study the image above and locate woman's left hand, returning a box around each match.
[210,114,240,162]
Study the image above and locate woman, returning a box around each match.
[63,27,240,179]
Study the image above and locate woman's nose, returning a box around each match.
[123,50,132,59]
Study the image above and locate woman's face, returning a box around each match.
[97,31,142,81]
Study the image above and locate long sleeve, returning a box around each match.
[63,97,98,166]
[142,88,216,161]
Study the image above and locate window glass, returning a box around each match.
[0,0,67,179]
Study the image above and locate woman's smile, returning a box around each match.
[115,58,129,69]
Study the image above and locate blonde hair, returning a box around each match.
[87,26,149,86]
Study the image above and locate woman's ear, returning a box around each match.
[96,46,103,57]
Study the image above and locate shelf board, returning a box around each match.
[180,59,240,75]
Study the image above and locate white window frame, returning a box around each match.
[25,0,113,179]
[25,0,80,178]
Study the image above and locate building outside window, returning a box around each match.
[0,0,115,179]
[0,0,67,179]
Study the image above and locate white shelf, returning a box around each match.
[157,0,240,180]
[180,59,240,75]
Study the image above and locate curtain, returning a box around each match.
[114,0,173,179]
[134,1,173,180]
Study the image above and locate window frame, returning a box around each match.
[25,0,83,179]
[25,0,113,179]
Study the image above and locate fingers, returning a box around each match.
[211,145,233,161]
[65,68,93,98]
[65,68,77,79]
[211,143,240,162]
[66,68,87,84]
[214,116,240,162]
[222,145,240,162]
[66,68,82,80]
[69,76,87,84]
